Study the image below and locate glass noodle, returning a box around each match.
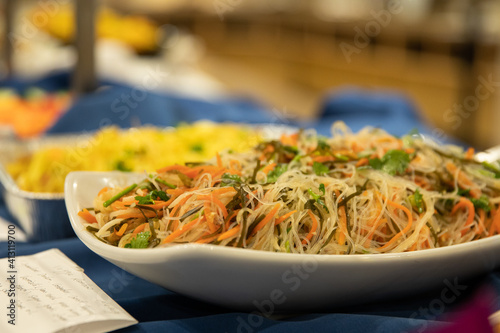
[78,122,500,254]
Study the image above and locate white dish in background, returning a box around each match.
[65,171,500,311]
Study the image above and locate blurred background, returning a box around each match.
[1,0,500,149]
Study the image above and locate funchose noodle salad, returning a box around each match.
[78,122,500,254]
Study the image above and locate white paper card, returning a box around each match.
[0,248,137,333]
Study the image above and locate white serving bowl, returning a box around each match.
[65,171,500,311]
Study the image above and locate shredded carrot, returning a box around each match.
[192,166,227,179]
[196,234,219,244]
[465,147,475,160]
[161,216,203,244]
[218,225,241,241]
[335,190,347,245]
[116,223,128,237]
[204,201,218,233]
[261,163,277,175]
[216,152,223,167]
[365,218,388,246]
[133,223,146,234]
[225,210,239,230]
[376,194,413,251]
[337,206,347,245]
[211,187,237,196]
[365,199,385,244]
[259,144,275,161]
[146,200,171,210]
[355,158,369,167]
[229,159,242,171]
[477,209,486,235]
[280,133,298,146]
[166,188,186,196]
[210,169,228,186]
[98,187,110,196]
[445,162,481,198]
[275,210,297,225]
[157,163,229,180]
[117,211,158,219]
[312,155,335,163]
[405,148,415,154]
[78,208,98,224]
[199,194,228,218]
[226,168,243,177]
[302,210,319,244]
[212,195,228,218]
[413,175,430,190]
[111,200,135,210]
[490,205,500,236]
[451,197,475,229]
[170,194,192,217]
[250,203,281,236]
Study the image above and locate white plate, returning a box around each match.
[65,171,500,310]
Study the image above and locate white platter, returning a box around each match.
[65,171,500,311]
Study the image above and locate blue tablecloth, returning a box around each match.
[1,72,495,332]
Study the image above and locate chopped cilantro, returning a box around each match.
[308,183,326,208]
[124,231,151,248]
[319,183,325,195]
[267,164,288,183]
[313,162,329,176]
[409,189,424,213]
[368,158,383,170]
[136,195,154,205]
[471,195,491,212]
[457,188,470,196]
[316,139,330,151]
[369,150,411,176]
[221,173,242,187]
[456,189,490,212]
[135,190,169,205]
[154,190,169,201]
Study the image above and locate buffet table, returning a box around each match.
[1,74,496,333]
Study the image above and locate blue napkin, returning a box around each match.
[47,85,280,134]
[316,87,426,135]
